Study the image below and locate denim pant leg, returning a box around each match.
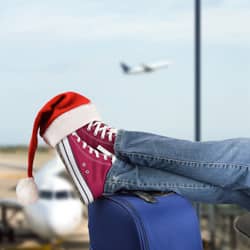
[104,159,250,210]
[114,130,250,196]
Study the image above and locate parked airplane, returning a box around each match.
[0,156,84,242]
[120,61,171,74]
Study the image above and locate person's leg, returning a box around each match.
[104,158,250,210]
[115,130,250,195]
[21,91,249,210]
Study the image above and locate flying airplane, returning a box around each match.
[120,61,171,74]
[0,156,84,242]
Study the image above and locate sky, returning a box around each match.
[0,0,249,145]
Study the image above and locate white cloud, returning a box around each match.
[203,4,250,45]
[0,13,192,43]
[0,1,249,45]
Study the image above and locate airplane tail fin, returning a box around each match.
[120,62,130,73]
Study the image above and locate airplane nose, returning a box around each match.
[48,205,83,236]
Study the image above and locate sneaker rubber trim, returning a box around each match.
[57,138,94,204]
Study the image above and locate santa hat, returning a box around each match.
[16,91,101,205]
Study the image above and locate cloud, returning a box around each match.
[202,2,250,45]
[0,1,249,45]
[0,13,191,43]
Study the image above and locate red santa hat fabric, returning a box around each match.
[16,91,101,205]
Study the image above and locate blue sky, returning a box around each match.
[0,0,249,145]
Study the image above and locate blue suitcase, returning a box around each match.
[88,193,203,250]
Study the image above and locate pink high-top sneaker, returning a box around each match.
[56,132,113,204]
[76,121,117,155]
[16,92,113,206]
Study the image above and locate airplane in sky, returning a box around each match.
[0,156,84,242]
[120,61,171,75]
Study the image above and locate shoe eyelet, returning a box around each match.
[82,162,86,167]
[85,170,90,174]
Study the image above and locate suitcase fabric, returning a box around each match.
[88,193,203,250]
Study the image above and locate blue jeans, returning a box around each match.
[104,130,250,210]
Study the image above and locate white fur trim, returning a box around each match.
[16,177,39,206]
[43,103,101,147]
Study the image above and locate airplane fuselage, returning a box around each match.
[23,170,84,240]
[120,61,171,75]
[24,198,83,239]
[1,157,85,241]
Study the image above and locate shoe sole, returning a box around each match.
[56,137,94,205]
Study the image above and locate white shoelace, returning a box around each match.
[87,121,117,142]
[72,132,108,160]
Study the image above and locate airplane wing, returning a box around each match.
[0,199,22,242]
[0,198,23,210]
[0,198,40,242]
[141,64,153,72]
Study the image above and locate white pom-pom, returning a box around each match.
[16,177,39,206]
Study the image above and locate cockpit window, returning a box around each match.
[39,190,53,199]
[39,190,78,200]
[55,191,68,199]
